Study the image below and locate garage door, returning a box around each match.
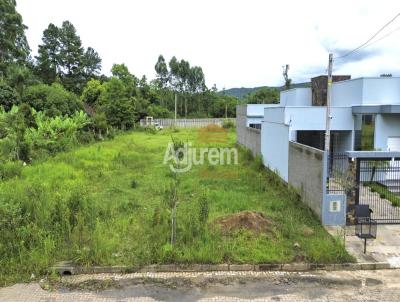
[388,137,400,151]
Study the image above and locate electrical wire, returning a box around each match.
[361,25,400,49]
[334,12,400,60]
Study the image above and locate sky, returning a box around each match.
[17,0,400,89]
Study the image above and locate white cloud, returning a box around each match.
[17,0,400,89]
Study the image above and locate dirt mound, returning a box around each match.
[212,211,273,235]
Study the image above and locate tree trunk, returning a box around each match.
[171,203,177,246]
[184,98,187,118]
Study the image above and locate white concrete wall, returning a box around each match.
[331,78,363,107]
[261,120,290,181]
[332,77,400,107]
[280,88,312,107]
[264,107,285,124]
[375,114,400,150]
[284,107,354,131]
[246,117,263,127]
[363,78,400,105]
[247,104,279,116]
[246,104,280,126]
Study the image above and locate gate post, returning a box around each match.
[346,157,358,225]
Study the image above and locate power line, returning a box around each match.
[362,25,400,49]
[334,12,400,60]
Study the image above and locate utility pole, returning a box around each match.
[325,53,333,153]
[282,64,291,90]
[174,93,177,124]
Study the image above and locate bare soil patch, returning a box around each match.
[212,211,273,235]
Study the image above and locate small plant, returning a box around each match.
[198,192,209,227]
[131,179,138,189]
[253,154,264,171]
[144,126,157,134]
[171,136,185,160]
[168,126,180,133]
[0,161,23,181]
[222,119,235,129]
[164,174,180,246]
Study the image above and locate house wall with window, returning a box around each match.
[375,114,400,150]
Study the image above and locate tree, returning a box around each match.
[23,83,82,117]
[0,0,30,78]
[35,23,60,84]
[0,82,19,111]
[35,21,102,94]
[245,87,279,104]
[111,63,137,96]
[99,77,136,129]
[6,63,39,98]
[154,55,169,89]
[81,79,104,106]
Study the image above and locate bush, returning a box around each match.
[25,111,90,156]
[23,83,82,117]
[0,161,23,180]
[253,154,264,171]
[0,82,19,111]
[147,104,173,118]
[0,106,31,161]
[222,119,235,129]
[81,79,104,106]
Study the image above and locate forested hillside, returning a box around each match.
[221,82,311,100]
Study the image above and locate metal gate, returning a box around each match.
[356,157,400,224]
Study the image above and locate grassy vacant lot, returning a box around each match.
[0,128,351,284]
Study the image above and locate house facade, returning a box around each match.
[237,75,400,226]
[261,76,400,181]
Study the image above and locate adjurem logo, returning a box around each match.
[163,142,238,173]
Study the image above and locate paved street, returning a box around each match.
[1,270,400,302]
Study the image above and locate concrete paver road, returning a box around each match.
[1,270,400,302]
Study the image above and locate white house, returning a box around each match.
[261,76,400,181]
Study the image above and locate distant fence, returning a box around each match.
[139,118,235,128]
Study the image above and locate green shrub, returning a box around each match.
[131,179,138,189]
[147,104,173,118]
[253,154,264,171]
[198,193,209,226]
[25,111,89,156]
[0,161,23,180]
[0,82,19,111]
[222,119,235,129]
[23,83,82,117]
[81,79,104,106]
[0,106,31,161]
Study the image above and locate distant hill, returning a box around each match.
[220,82,310,99]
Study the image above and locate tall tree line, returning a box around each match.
[0,0,238,130]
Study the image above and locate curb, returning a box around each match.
[51,262,393,276]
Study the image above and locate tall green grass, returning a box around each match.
[0,128,352,285]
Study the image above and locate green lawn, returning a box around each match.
[0,128,352,285]
[365,182,400,207]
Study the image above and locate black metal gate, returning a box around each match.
[356,157,400,224]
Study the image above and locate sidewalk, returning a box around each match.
[326,224,400,267]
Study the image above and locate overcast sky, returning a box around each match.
[17,0,400,89]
